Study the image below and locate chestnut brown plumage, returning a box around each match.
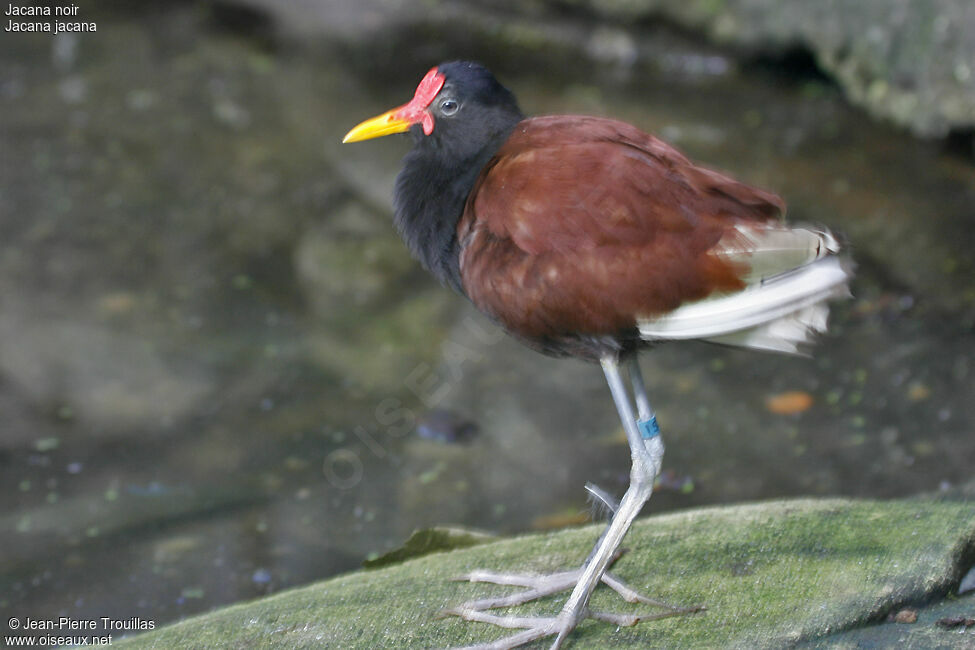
[459,115,787,357]
[344,61,851,649]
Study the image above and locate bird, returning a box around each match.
[343,60,851,649]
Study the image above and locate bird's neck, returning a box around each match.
[393,119,521,294]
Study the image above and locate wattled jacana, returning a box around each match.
[344,61,851,649]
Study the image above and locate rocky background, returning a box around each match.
[235,0,975,138]
[1,0,973,641]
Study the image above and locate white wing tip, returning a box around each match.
[639,254,852,355]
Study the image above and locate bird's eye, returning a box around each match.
[439,99,459,116]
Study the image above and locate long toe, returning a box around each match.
[444,564,703,648]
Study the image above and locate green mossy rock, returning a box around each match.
[119,497,975,648]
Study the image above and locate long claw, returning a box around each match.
[449,608,559,630]
[441,587,552,613]
[601,571,699,610]
[458,624,556,650]
[589,608,696,626]
[453,569,577,587]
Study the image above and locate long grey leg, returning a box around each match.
[627,356,661,454]
[628,356,654,422]
[550,355,665,649]
[443,354,693,650]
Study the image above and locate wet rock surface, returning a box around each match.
[0,0,972,640]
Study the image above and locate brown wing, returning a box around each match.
[457,115,786,341]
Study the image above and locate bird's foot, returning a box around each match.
[441,554,703,649]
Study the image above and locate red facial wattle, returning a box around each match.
[394,67,445,136]
[341,67,446,142]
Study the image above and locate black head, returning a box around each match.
[342,62,524,294]
[343,61,524,159]
[415,61,524,158]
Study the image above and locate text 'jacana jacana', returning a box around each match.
[344,61,852,649]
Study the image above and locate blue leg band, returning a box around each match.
[638,416,660,439]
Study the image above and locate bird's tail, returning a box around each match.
[638,225,852,355]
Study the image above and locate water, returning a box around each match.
[1,3,973,636]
